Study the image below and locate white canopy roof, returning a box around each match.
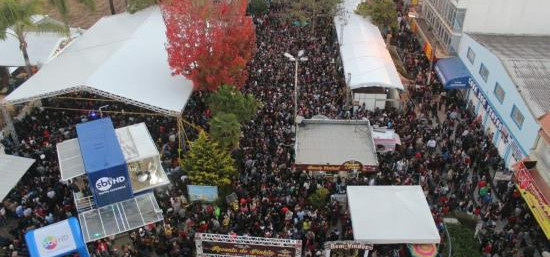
[58,122,161,181]
[3,7,193,116]
[0,16,68,67]
[347,186,440,244]
[0,154,36,201]
[334,0,404,90]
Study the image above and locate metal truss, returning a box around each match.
[195,233,302,257]
[1,85,182,117]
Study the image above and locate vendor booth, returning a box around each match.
[372,127,402,153]
[334,0,404,111]
[55,118,166,242]
[294,118,379,174]
[347,186,440,244]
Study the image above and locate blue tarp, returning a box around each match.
[76,118,132,207]
[434,57,471,89]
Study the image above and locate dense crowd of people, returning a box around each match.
[1,1,549,257]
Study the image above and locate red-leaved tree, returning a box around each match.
[161,0,257,91]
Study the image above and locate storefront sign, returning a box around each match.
[514,163,550,239]
[468,78,510,144]
[195,233,301,257]
[324,241,373,250]
[294,161,377,173]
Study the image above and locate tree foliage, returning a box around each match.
[161,0,257,91]
[182,130,237,190]
[128,0,157,14]
[208,112,241,150]
[308,187,330,209]
[47,0,95,30]
[0,0,68,76]
[355,0,397,31]
[247,0,268,16]
[442,224,482,257]
[286,0,341,32]
[207,85,260,124]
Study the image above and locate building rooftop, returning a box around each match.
[469,33,550,119]
[295,119,378,168]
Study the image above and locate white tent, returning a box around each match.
[0,15,72,67]
[3,7,193,116]
[347,186,440,244]
[0,154,36,201]
[334,0,404,90]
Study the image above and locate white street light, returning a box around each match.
[283,50,307,132]
[98,105,110,118]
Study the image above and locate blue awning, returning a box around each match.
[434,57,471,89]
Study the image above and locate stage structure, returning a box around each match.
[195,233,302,257]
[55,118,166,242]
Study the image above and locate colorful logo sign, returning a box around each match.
[95,176,126,191]
[42,236,58,250]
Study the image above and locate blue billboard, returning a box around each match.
[77,118,132,207]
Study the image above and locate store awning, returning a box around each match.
[434,57,470,89]
[0,154,36,201]
[513,161,550,239]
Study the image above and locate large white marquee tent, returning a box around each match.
[334,0,404,91]
[2,7,193,116]
[347,186,440,244]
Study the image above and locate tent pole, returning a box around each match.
[1,105,19,145]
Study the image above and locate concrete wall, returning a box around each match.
[458,34,540,156]
[462,0,550,35]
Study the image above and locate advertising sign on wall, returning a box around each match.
[514,162,550,239]
[196,233,302,257]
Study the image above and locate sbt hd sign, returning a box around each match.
[95,176,127,193]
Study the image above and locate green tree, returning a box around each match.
[209,112,241,150]
[207,85,260,124]
[286,0,341,33]
[248,0,268,16]
[128,0,157,14]
[0,0,68,76]
[47,0,95,32]
[308,187,330,209]
[182,130,237,191]
[355,0,397,32]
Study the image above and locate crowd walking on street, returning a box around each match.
[0,1,549,257]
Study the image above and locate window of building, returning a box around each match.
[511,105,524,129]
[479,63,489,82]
[466,47,475,64]
[493,82,505,103]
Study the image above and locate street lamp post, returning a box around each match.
[283,50,308,131]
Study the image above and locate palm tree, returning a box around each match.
[0,0,68,77]
[48,0,96,32]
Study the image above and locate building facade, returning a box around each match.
[457,33,550,168]
[413,0,550,59]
